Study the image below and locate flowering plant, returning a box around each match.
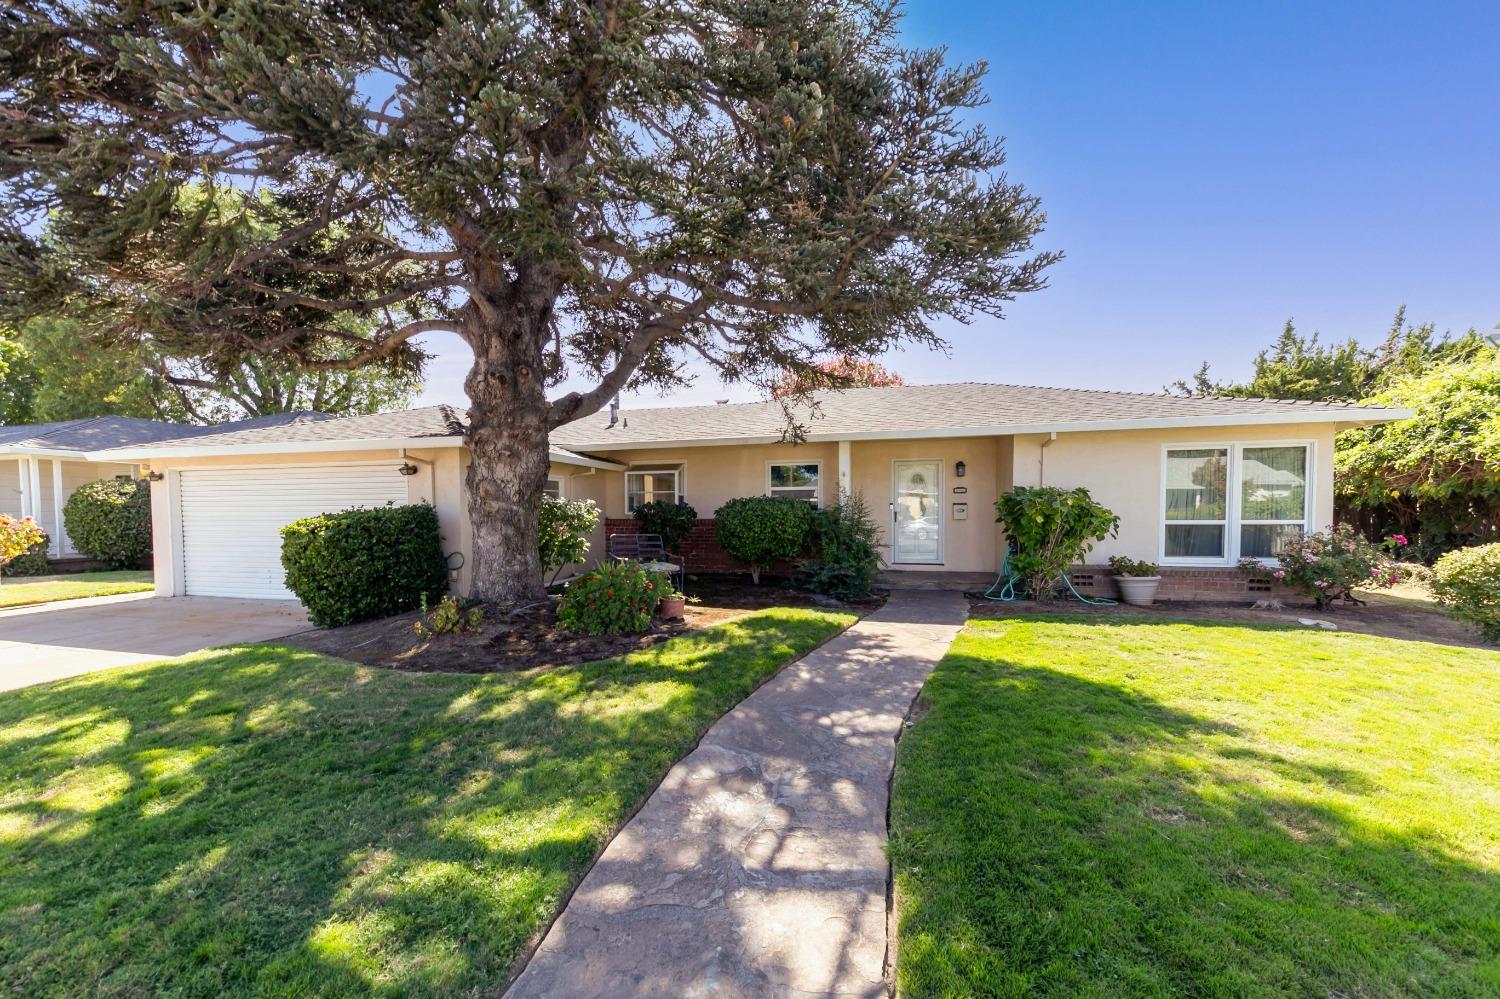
[1,514,47,570]
[1238,524,1403,609]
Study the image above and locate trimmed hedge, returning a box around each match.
[63,477,151,569]
[1432,543,1500,642]
[1,532,50,577]
[280,503,448,627]
[632,500,697,554]
[714,496,812,584]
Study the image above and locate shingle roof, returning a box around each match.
[550,382,1410,449]
[127,405,463,452]
[0,412,329,454]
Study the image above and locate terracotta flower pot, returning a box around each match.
[658,595,687,619]
[1113,575,1161,607]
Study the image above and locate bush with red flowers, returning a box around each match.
[556,561,670,635]
[1239,524,1403,609]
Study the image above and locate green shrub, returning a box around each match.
[414,594,485,637]
[1,529,50,576]
[994,487,1119,601]
[632,500,698,554]
[800,491,883,599]
[1107,555,1159,577]
[62,477,151,568]
[280,503,448,627]
[539,496,599,583]
[556,561,669,635]
[715,496,812,584]
[1238,525,1400,609]
[1432,543,1500,641]
[1,514,47,575]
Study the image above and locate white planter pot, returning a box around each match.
[1114,575,1162,607]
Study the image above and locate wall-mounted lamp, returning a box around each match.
[954,461,966,478]
[397,463,419,476]
[141,470,164,482]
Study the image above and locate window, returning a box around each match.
[626,465,682,512]
[543,476,564,499]
[1162,443,1311,563]
[767,461,821,504]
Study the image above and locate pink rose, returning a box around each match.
[1392,534,1408,546]
[1273,570,1286,580]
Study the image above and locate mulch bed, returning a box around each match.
[284,576,881,674]
[965,591,1488,650]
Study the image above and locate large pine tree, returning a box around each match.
[1,0,1056,605]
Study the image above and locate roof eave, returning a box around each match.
[88,435,466,461]
[555,407,1417,451]
[0,446,91,459]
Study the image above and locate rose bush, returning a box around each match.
[1,515,47,579]
[1239,524,1402,609]
[556,561,670,635]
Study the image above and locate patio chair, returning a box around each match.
[606,532,684,590]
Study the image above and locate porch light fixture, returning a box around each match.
[141,469,164,482]
[397,463,419,476]
[954,461,966,478]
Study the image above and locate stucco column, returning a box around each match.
[838,440,851,499]
[26,458,42,526]
[16,458,29,518]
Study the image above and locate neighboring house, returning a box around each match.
[1,413,327,564]
[89,383,1411,603]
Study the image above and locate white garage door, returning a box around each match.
[179,464,410,599]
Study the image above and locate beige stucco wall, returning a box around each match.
[1009,422,1339,566]
[583,442,843,519]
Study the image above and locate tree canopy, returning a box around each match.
[1,0,1055,604]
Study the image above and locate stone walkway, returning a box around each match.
[506,590,967,999]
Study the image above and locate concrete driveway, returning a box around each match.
[0,593,310,692]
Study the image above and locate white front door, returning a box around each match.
[892,460,942,564]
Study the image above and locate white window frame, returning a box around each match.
[765,460,823,505]
[624,464,684,513]
[543,475,565,499]
[1158,441,1315,567]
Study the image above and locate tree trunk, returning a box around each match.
[464,306,552,608]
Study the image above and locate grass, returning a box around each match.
[0,606,854,997]
[0,571,154,608]
[890,617,1500,998]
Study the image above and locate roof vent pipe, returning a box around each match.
[607,395,620,428]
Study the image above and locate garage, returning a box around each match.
[178,463,410,599]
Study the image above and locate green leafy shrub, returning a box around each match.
[633,500,698,554]
[1107,555,1159,577]
[800,491,883,599]
[414,594,485,637]
[280,503,448,627]
[1431,543,1500,641]
[539,496,599,583]
[556,561,669,635]
[1,527,49,576]
[62,477,151,568]
[715,496,812,584]
[1238,524,1400,609]
[994,487,1119,601]
[1,515,47,576]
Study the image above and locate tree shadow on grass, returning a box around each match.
[0,610,846,997]
[890,644,1500,999]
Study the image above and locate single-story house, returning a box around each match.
[88,383,1411,602]
[1,413,325,564]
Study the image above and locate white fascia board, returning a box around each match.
[0,447,89,460]
[549,449,627,471]
[87,435,466,462]
[556,407,1416,452]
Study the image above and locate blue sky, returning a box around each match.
[416,1,1500,407]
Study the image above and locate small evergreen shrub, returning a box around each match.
[714,496,812,584]
[62,477,151,568]
[632,500,698,554]
[556,561,669,635]
[1,529,50,576]
[280,503,448,627]
[1,515,47,576]
[994,487,1119,601]
[800,491,883,599]
[414,594,485,637]
[1431,543,1500,641]
[539,496,599,582]
[1238,525,1400,609]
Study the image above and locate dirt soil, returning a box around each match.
[966,587,1491,651]
[285,577,880,674]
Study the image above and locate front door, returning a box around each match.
[892,460,942,564]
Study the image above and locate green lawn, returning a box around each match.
[0,606,853,997]
[0,571,154,608]
[890,617,1500,998]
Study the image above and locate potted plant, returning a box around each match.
[1108,555,1162,606]
[658,588,688,619]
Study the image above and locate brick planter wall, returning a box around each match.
[1066,564,1304,603]
[604,518,797,577]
